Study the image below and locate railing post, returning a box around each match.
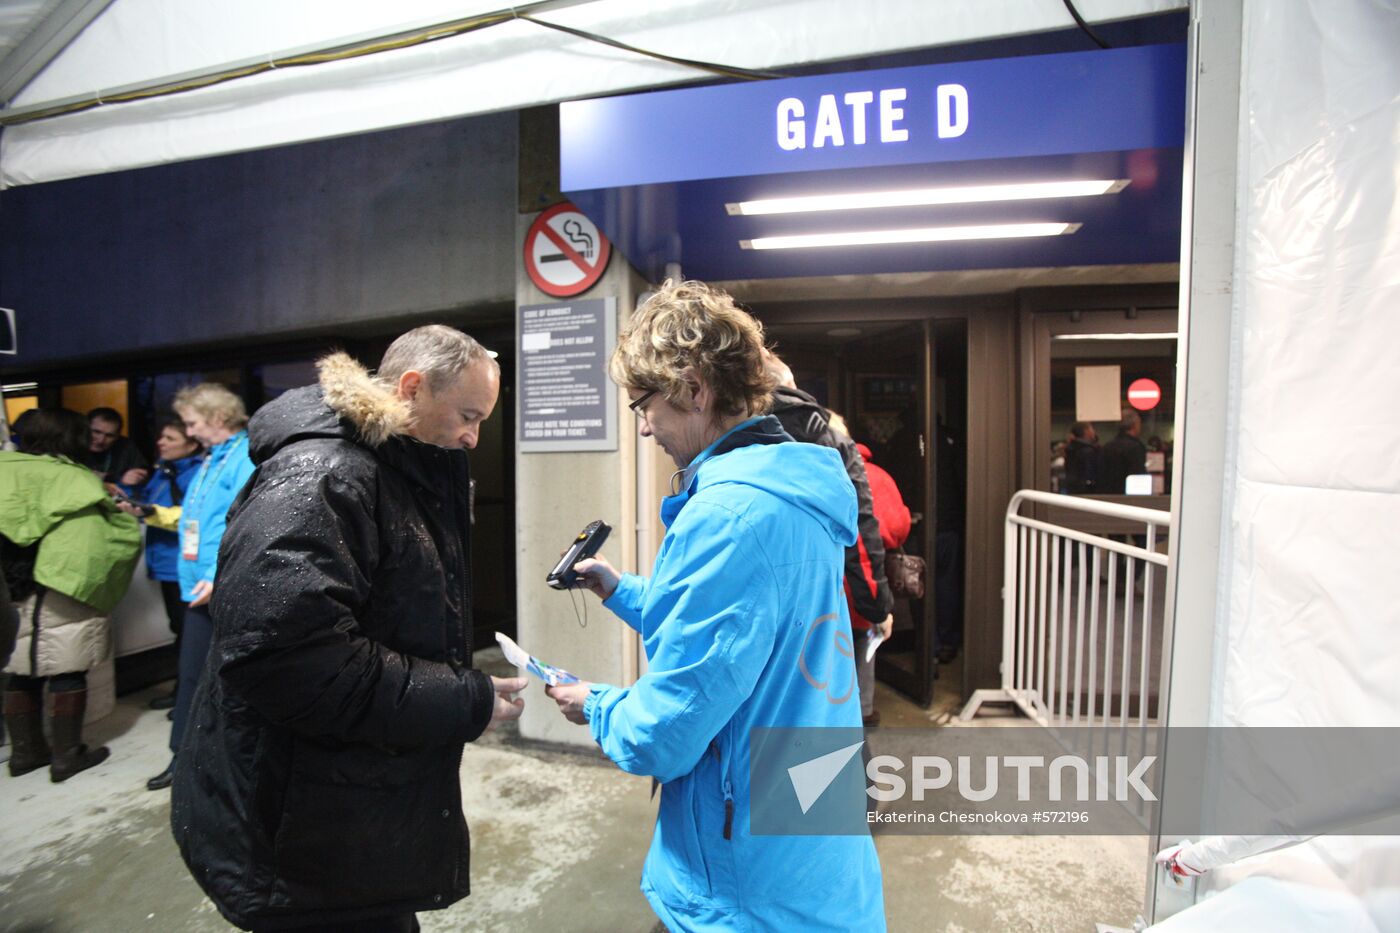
[1002,493,1019,693]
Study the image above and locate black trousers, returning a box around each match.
[169,603,212,755]
[0,571,18,673]
[253,913,419,933]
[159,580,187,649]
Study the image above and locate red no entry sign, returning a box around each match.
[524,203,611,298]
[1127,378,1162,411]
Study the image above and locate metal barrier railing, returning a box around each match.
[960,489,1172,727]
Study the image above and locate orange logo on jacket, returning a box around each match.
[797,613,856,704]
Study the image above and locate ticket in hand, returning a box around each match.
[495,632,580,686]
[865,630,886,663]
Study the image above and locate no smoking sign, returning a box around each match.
[524,203,611,298]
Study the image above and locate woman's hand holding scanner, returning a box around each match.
[546,681,594,725]
[488,676,527,730]
[547,519,611,589]
[571,555,620,601]
[188,579,214,608]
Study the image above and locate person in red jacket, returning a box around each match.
[830,413,911,727]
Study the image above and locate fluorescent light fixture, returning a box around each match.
[2,381,38,392]
[740,222,1080,251]
[727,180,1129,216]
[1053,333,1178,341]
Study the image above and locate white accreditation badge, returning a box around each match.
[182,520,200,560]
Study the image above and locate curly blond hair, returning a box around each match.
[611,280,775,418]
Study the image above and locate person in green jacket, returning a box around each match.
[1,408,141,782]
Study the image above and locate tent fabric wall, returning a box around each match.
[1155,0,1400,927]
[1223,0,1400,732]
[0,0,1185,187]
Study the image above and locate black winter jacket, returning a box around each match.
[1063,437,1103,495]
[1101,431,1148,495]
[171,353,497,931]
[768,386,894,622]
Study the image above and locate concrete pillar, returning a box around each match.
[512,212,656,747]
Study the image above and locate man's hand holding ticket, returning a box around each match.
[495,632,579,686]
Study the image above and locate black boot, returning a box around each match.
[146,757,175,791]
[4,688,52,777]
[149,690,177,711]
[48,689,109,783]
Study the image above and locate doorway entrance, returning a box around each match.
[762,315,968,708]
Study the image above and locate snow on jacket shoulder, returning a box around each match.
[586,417,886,933]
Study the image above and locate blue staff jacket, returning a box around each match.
[177,431,255,602]
[140,453,204,582]
[585,416,886,932]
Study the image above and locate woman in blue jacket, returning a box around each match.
[547,280,886,932]
[146,384,255,791]
[117,418,204,709]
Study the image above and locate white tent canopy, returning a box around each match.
[0,0,1184,187]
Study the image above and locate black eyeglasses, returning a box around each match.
[628,389,658,417]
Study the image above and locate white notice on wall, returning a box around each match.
[521,331,552,352]
[1075,365,1121,422]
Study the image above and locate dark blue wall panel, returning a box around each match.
[0,112,518,370]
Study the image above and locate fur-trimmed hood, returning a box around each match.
[316,352,412,447]
[246,352,413,464]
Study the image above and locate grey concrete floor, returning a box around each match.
[1,649,1150,933]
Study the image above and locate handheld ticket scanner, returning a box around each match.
[547,520,611,590]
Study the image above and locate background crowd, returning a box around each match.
[1,392,253,789]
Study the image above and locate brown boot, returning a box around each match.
[48,689,109,783]
[4,688,52,777]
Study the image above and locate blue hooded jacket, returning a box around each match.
[140,452,204,582]
[177,431,255,602]
[584,416,886,932]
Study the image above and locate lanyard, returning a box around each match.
[184,432,246,519]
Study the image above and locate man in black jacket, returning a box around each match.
[172,326,525,932]
[1063,421,1103,495]
[84,406,149,487]
[1101,409,1149,495]
[763,352,894,711]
